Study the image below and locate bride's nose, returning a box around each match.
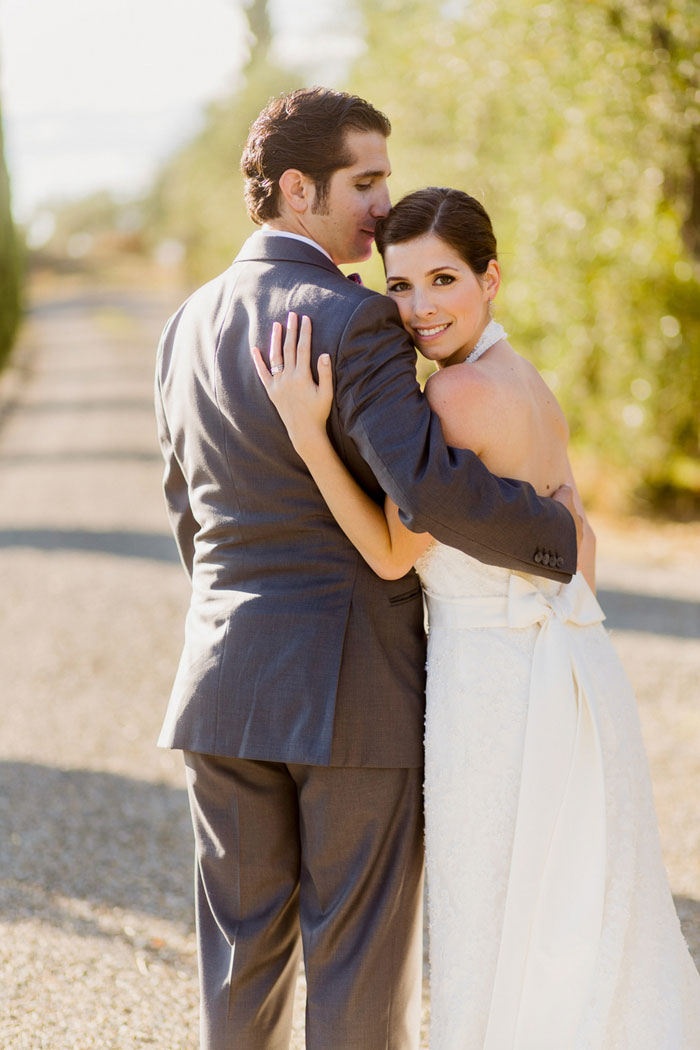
[413,289,437,318]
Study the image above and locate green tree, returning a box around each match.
[146,0,296,282]
[351,0,700,513]
[0,91,21,370]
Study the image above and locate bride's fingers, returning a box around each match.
[296,315,312,372]
[317,353,333,402]
[268,321,283,374]
[250,345,272,393]
[283,312,299,370]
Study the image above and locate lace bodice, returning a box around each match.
[415,540,563,603]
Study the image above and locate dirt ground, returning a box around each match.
[1,280,698,1048]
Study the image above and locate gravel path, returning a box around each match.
[1,281,698,1048]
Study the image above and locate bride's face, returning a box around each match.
[384,233,499,368]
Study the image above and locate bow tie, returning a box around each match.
[346,272,363,285]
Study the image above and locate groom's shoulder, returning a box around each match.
[305,276,407,349]
[157,266,240,347]
[164,253,399,342]
[251,253,397,330]
[166,264,240,318]
[305,268,380,309]
[232,232,386,308]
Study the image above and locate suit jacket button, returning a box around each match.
[534,551,543,563]
[556,556,565,569]
[541,552,550,566]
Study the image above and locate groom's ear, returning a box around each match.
[278,169,313,215]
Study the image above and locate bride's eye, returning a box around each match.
[387,281,410,293]
[434,274,455,286]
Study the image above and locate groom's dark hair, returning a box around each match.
[241,87,391,225]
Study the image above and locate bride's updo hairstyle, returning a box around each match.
[374,187,497,279]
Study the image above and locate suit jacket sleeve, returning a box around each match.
[333,293,577,581]
[155,367,198,578]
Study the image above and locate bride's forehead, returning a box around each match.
[384,234,464,273]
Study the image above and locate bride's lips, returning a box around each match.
[413,322,451,341]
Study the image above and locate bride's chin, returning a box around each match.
[417,349,445,366]
[416,340,450,359]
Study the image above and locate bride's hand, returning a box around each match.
[251,312,333,459]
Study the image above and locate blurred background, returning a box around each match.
[1,0,698,515]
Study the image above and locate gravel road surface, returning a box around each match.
[1,282,698,1048]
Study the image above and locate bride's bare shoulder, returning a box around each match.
[424,346,569,454]
[424,361,501,453]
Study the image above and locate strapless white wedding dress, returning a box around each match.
[416,542,700,1049]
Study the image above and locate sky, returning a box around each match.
[0,0,361,224]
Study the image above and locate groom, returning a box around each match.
[155,87,579,1050]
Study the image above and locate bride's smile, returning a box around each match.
[413,321,452,339]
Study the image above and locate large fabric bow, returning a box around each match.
[486,574,606,1049]
[427,574,607,1050]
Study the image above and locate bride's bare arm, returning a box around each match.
[563,457,596,591]
[251,313,430,580]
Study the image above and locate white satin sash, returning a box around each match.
[425,572,607,1050]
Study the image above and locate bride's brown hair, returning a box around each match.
[374,187,497,277]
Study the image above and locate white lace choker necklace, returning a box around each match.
[466,319,507,363]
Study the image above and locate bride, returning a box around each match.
[252,187,700,1047]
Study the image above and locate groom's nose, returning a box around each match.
[370,181,391,218]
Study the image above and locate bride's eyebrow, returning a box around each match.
[386,265,459,282]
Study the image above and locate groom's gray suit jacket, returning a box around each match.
[155,232,576,768]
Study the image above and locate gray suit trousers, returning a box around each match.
[184,753,425,1050]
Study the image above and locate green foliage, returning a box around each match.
[144,0,297,283]
[350,0,700,513]
[0,97,21,370]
